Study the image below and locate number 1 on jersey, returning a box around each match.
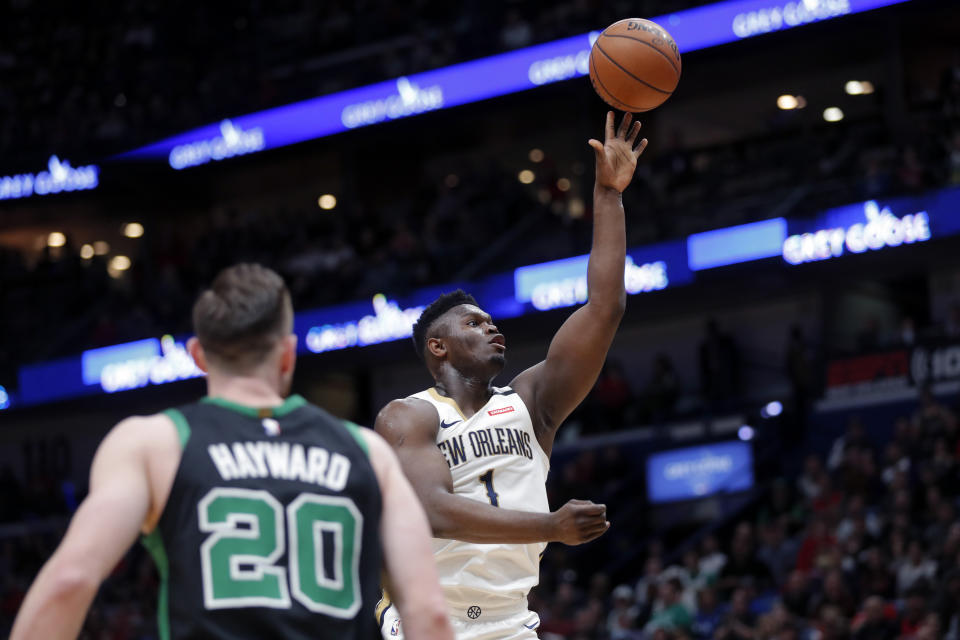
[479,469,499,506]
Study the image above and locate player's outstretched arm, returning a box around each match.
[375,399,608,545]
[10,416,163,640]
[513,111,647,455]
[363,430,454,640]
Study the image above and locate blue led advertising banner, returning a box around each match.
[647,440,754,503]
[116,0,909,169]
[8,183,960,411]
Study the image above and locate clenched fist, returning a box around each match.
[549,499,610,545]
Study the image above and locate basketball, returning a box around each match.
[589,18,682,112]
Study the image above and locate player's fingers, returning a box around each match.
[633,137,649,157]
[583,517,608,533]
[626,121,642,144]
[605,111,615,140]
[583,524,610,542]
[616,112,632,138]
[588,139,604,160]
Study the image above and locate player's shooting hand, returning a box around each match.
[588,111,647,194]
[550,499,610,545]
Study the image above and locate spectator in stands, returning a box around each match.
[913,386,957,438]
[898,316,918,347]
[861,156,893,198]
[937,523,960,572]
[698,534,727,582]
[717,523,772,597]
[795,516,837,573]
[809,472,843,516]
[643,578,692,636]
[836,502,879,561]
[714,587,757,640]
[881,441,911,486]
[690,587,723,640]
[785,325,814,436]
[607,584,640,640]
[698,318,741,413]
[636,554,665,613]
[947,132,960,186]
[574,597,607,638]
[540,578,580,637]
[797,454,825,502]
[781,570,813,617]
[934,569,960,639]
[851,596,897,640]
[897,146,930,192]
[944,303,960,338]
[812,569,857,619]
[758,518,800,587]
[827,417,868,471]
[896,540,938,596]
[856,317,882,352]
[900,585,933,639]
[813,604,849,640]
[758,479,806,534]
[930,438,957,491]
[0,467,24,523]
[755,601,796,640]
[588,360,634,432]
[647,353,680,422]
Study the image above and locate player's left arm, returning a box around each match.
[10,417,156,640]
[512,112,647,454]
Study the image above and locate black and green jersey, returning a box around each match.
[142,394,382,640]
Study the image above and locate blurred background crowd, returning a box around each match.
[4,386,960,639]
[3,0,960,638]
[2,64,959,385]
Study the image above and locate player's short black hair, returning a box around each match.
[193,263,292,370]
[411,289,478,359]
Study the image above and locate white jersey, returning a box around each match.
[410,385,550,621]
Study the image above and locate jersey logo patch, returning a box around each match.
[487,406,514,416]
[439,418,462,429]
[261,418,281,436]
[467,605,482,619]
[390,619,402,636]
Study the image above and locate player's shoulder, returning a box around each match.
[376,396,438,424]
[112,412,178,438]
[97,412,181,460]
[374,396,439,442]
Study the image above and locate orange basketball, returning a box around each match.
[589,18,682,112]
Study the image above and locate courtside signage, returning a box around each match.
[687,218,787,271]
[81,335,204,393]
[0,156,99,200]
[782,199,930,265]
[304,293,426,354]
[12,184,955,409]
[646,441,754,503]
[169,120,265,170]
[514,241,691,311]
[780,185,960,266]
[117,0,908,168]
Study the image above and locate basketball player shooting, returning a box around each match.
[11,264,453,640]
[375,112,647,639]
